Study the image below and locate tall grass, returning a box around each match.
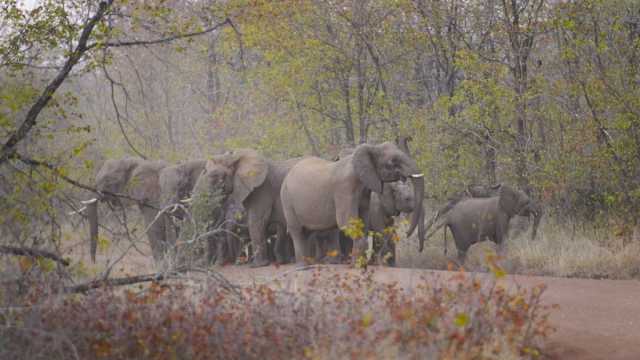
[397,215,640,279]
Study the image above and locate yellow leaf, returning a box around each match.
[453,313,469,327]
[361,313,374,327]
[98,236,111,252]
[326,249,339,258]
[18,257,33,272]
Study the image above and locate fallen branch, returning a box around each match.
[65,273,173,293]
[0,246,70,266]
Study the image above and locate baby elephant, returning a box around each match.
[423,185,538,262]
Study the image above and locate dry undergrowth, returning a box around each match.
[397,216,640,280]
[0,264,553,360]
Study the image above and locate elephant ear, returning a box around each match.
[395,136,412,156]
[129,161,166,204]
[232,149,268,205]
[498,185,522,216]
[353,144,383,194]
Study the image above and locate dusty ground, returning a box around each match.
[214,264,640,360]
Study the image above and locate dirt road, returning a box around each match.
[216,265,640,360]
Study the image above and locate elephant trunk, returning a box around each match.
[417,204,425,252]
[406,173,425,240]
[85,198,99,263]
[531,204,543,241]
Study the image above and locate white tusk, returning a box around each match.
[68,206,87,215]
[410,173,424,178]
[180,197,192,204]
[81,198,98,205]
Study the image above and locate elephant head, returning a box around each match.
[159,160,207,219]
[352,142,425,241]
[517,200,543,241]
[380,181,415,216]
[199,149,269,206]
[88,157,144,262]
[498,185,533,218]
[88,158,168,263]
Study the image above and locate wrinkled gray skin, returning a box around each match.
[88,157,170,264]
[158,160,207,244]
[421,183,542,254]
[281,142,425,264]
[423,185,539,262]
[313,181,417,265]
[369,180,415,266]
[194,149,299,267]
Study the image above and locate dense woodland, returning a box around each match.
[1,1,640,358]
[1,0,640,253]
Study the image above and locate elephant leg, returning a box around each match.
[207,236,217,265]
[339,233,353,262]
[248,213,270,267]
[141,206,168,265]
[379,233,396,266]
[273,223,292,264]
[337,196,369,264]
[320,229,340,264]
[449,225,469,265]
[246,190,274,267]
[215,235,228,266]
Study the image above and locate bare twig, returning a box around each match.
[0,1,114,166]
[87,18,232,50]
[0,246,70,266]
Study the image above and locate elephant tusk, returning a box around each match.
[410,173,424,178]
[81,198,98,205]
[180,197,192,204]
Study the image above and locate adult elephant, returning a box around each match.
[158,159,207,244]
[194,149,299,267]
[421,185,540,262]
[281,142,425,264]
[87,157,169,264]
[312,179,418,265]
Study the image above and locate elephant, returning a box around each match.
[421,183,543,254]
[158,159,207,244]
[368,180,416,266]
[421,185,540,262]
[207,197,250,265]
[87,157,170,264]
[281,141,425,265]
[194,149,300,267]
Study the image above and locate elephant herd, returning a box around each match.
[85,138,542,269]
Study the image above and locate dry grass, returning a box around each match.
[397,215,640,280]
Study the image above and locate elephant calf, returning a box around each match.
[423,185,540,262]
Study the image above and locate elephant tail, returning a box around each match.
[444,226,447,256]
[85,198,99,263]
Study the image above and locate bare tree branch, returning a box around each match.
[0,1,114,166]
[88,18,232,50]
[0,246,70,266]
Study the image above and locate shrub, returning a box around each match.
[0,267,553,360]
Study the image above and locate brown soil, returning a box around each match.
[216,264,640,360]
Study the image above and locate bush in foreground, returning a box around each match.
[0,267,553,360]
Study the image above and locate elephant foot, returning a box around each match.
[321,255,341,265]
[250,258,271,268]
